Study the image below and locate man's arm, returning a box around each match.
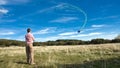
[31,34,35,41]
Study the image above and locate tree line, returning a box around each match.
[0,38,120,47]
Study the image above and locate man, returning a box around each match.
[25,28,35,64]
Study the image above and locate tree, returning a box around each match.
[111,39,120,43]
[115,34,120,39]
[90,38,105,44]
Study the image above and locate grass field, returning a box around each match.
[0,43,120,68]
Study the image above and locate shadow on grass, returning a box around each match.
[0,60,3,62]
[57,57,120,68]
[16,61,28,64]
[36,57,120,68]
[14,57,120,68]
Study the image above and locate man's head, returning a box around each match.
[27,28,31,33]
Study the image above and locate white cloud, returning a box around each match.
[70,32,102,38]
[0,0,29,5]
[50,17,78,23]
[89,32,102,36]
[0,19,16,23]
[19,3,62,19]
[90,15,119,21]
[70,34,87,38]
[91,24,105,28]
[11,0,29,5]
[59,32,77,36]
[39,3,66,13]
[0,32,15,35]
[33,28,49,34]
[34,31,119,42]
[0,8,9,14]
[33,28,55,35]
[15,35,25,41]
[35,36,60,42]
[18,31,118,42]
[20,3,76,19]
[0,0,7,5]
[91,32,118,40]
[35,32,103,42]
[84,28,100,32]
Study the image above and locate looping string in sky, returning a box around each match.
[55,2,87,32]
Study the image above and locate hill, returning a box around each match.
[0,38,120,47]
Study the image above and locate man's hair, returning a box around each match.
[27,28,31,33]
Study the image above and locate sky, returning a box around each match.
[0,0,120,42]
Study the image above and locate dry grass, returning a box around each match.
[0,43,119,55]
[0,43,120,68]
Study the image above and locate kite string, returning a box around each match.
[63,3,87,31]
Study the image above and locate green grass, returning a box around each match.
[0,43,120,68]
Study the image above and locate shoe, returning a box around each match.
[30,63,35,65]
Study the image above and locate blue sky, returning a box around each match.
[0,0,120,42]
